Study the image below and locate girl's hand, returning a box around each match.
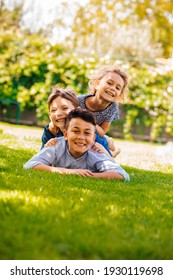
[44,138,58,147]
[92,142,112,158]
[48,121,59,135]
[91,142,105,153]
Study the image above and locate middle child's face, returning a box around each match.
[63,117,96,158]
[49,97,75,131]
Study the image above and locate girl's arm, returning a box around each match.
[96,122,111,137]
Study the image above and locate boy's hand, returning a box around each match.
[45,138,58,147]
[64,169,94,177]
[48,121,59,135]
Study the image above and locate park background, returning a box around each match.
[0,0,173,260]
[1,0,173,142]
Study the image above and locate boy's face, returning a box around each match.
[95,72,124,103]
[63,117,96,158]
[49,97,75,131]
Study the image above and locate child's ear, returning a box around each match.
[63,129,68,140]
[117,92,123,102]
[94,80,100,89]
[93,133,96,143]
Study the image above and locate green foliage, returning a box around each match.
[0,3,173,139]
[1,125,173,260]
[127,63,173,139]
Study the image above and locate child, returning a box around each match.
[41,86,111,156]
[24,108,130,181]
[78,65,129,157]
[41,86,78,149]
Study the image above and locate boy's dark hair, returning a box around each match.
[47,86,78,110]
[65,108,96,130]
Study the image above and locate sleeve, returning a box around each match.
[88,152,130,181]
[24,146,57,169]
[95,132,111,155]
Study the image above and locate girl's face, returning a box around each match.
[95,72,124,103]
[49,96,75,131]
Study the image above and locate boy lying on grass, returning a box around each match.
[24,108,130,180]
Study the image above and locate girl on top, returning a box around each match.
[78,65,129,157]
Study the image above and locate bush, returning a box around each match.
[0,29,173,140]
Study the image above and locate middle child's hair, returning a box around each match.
[47,86,78,110]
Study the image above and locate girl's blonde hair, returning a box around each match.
[88,65,129,98]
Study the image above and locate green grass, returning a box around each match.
[0,124,173,260]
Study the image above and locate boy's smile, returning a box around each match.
[63,118,96,158]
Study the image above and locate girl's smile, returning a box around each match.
[96,72,124,103]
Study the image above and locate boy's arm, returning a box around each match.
[96,122,111,136]
[32,163,127,180]
[24,146,58,169]
[89,152,130,181]
[33,165,94,177]
[91,171,124,180]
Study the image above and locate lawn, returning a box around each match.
[0,122,173,260]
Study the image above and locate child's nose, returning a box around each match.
[78,133,84,139]
[56,110,63,116]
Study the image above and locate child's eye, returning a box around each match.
[107,82,112,85]
[63,107,68,110]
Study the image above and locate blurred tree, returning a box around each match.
[69,0,173,58]
[1,0,173,139]
[0,0,23,32]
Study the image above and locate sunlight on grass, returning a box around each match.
[106,204,119,217]
[1,122,173,260]
[0,190,62,209]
